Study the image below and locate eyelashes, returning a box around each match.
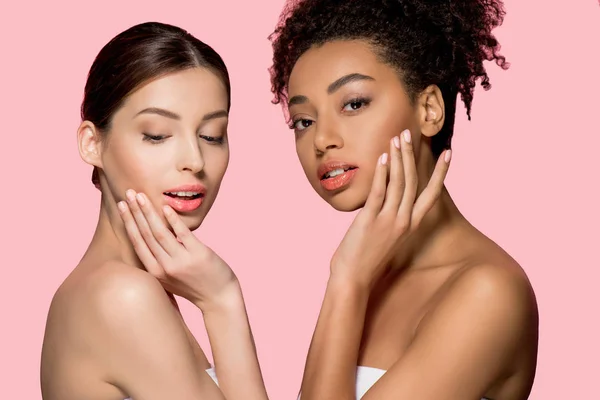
[142,133,167,143]
[200,135,225,144]
[289,96,372,133]
[341,96,371,112]
[142,133,225,145]
[288,119,313,131]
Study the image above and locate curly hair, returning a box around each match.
[268,0,509,157]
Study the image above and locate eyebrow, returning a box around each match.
[288,95,309,106]
[201,109,228,121]
[135,107,180,120]
[287,73,375,107]
[327,73,375,94]
[134,107,228,121]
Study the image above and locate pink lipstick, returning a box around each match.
[163,184,206,213]
[317,161,359,192]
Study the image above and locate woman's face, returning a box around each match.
[287,40,423,212]
[87,67,230,230]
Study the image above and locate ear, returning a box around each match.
[417,85,445,138]
[77,121,104,169]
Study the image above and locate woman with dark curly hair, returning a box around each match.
[269,1,538,399]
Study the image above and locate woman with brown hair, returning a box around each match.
[41,22,268,400]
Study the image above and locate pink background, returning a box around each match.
[1,0,598,398]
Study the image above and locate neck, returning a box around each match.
[391,188,468,271]
[84,190,145,270]
[390,146,472,271]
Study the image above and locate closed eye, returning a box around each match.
[142,133,168,143]
[200,135,225,145]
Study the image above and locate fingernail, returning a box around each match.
[445,149,452,163]
[126,189,135,202]
[380,153,388,165]
[163,205,172,215]
[393,136,400,149]
[136,193,145,206]
[117,201,126,214]
[403,129,411,143]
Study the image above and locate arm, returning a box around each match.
[361,265,534,399]
[299,277,369,400]
[118,191,269,400]
[300,265,534,400]
[301,130,493,399]
[299,131,406,400]
[200,281,269,400]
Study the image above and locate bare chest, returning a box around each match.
[357,267,458,368]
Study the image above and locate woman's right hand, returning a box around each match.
[330,129,451,290]
[117,190,239,312]
[118,192,269,400]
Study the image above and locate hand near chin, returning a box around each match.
[117,189,238,312]
[330,129,451,290]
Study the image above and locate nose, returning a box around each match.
[177,136,205,174]
[313,118,343,154]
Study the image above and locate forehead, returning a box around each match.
[123,67,228,115]
[288,40,391,95]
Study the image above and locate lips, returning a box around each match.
[162,184,206,212]
[317,161,358,180]
[317,161,359,192]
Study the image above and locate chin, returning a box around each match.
[322,188,367,212]
[178,212,207,232]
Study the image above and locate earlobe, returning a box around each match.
[418,85,445,138]
[77,121,103,168]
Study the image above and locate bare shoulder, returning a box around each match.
[53,260,164,303]
[49,261,171,323]
[431,222,538,319]
[415,243,539,353]
[84,261,171,316]
[45,262,219,399]
[433,250,539,337]
[48,260,181,355]
[419,252,539,370]
[81,262,218,398]
[453,258,535,309]
[42,262,179,398]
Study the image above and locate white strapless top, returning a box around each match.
[124,367,218,399]
[124,365,491,399]
[298,366,491,399]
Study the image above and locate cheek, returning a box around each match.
[203,147,230,183]
[118,148,158,180]
[103,141,162,195]
[295,139,317,180]
[350,123,393,167]
[356,107,412,159]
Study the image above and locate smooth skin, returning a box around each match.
[287,40,538,400]
[117,191,267,400]
[41,68,268,400]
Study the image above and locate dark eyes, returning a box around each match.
[342,98,370,112]
[289,97,371,132]
[290,119,314,131]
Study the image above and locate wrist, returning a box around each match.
[326,272,370,304]
[329,261,373,295]
[195,278,244,314]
